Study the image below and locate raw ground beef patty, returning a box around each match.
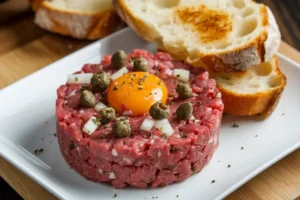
[56,49,224,188]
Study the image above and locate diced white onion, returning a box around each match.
[67,90,77,97]
[123,157,131,164]
[190,115,200,123]
[173,69,190,82]
[112,149,118,156]
[67,73,93,84]
[111,67,128,80]
[123,110,133,116]
[82,116,99,135]
[94,102,107,112]
[165,68,173,76]
[157,151,161,158]
[216,92,222,98]
[109,172,116,179]
[140,118,155,131]
[99,169,103,174]
[154,119,174,136]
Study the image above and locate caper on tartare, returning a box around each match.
[91,71,111,92]
[99,107,116,124]
[112,118,131,138]
[111,50,127,69]
[133,57,149,72]
[149,102,170,120]
[176,82,192,99]
[80,90,96,108]
[176,102,193,120]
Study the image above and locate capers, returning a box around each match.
[149,102,170,120]
[80,90,96,108]
[91,71,111,92]
[99,107,116,124]
[111,50,127,69]
[176,102,193,120]
[133,57,149,72]
[176,82,192,99]
[112,118,131,138]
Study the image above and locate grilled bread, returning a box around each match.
[113,0,281,72]
[213,56,286,117]
[30,0,122,40]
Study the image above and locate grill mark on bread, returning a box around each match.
[175,5,232,43]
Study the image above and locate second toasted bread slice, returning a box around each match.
[212,56,286,117]
[114,0,281,72]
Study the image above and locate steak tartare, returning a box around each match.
[56,49,224,188]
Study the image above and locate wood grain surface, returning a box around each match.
[0,1,300,200]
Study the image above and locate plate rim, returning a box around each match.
[0,27,300,200]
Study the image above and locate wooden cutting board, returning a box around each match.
[0,1,300,200]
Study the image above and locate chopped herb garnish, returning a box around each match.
[113,85,118,91]
[138,85,143,90]
[191,166,196,172]
[54,133,57,137]
[34,148,44,155]
[232,123,239,128]
[255,135,258,137]
[241,147,244,150]
[176,74,180,77]
[176,195,179,198]
[122,81,126,86]
[154,71,159,76]
[195,102,201,106]
[161,133,168,139]
[69,142,76,150]
[113,194,117,198]
[133,159,139,165]
[169,101,174,106]
[75,77,78,81]
[228,164,231,168]
[211,180,216,183]
[100,135,106,139]
[180,132,187,138]
[282,113,285,116]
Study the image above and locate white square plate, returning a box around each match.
[1,28,299,200]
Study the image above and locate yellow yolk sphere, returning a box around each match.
[107,72,168,116]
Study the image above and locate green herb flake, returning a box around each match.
[255,135,258,137]
[138,85,143,90]
[228,164,231,168]
[211,180,216,183]
[113,85,118,91]
[53,133,57,137]
[241,147,244,150]
[161,134,168,139]
[282,113,285,116]
[34,148,44,155]
[176,195,179,198]
[176,74,180,77]
[75,77,78,82]
[113,194,117,198]
[232,123,239,128]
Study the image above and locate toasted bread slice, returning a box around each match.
[114,0,281,72]
[212,56,286,117]
[31,0,122,40]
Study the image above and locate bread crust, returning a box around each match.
[34,1,122,40]
[218,56,286,117]
[114,0,280,72]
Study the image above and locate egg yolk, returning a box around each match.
[107,72,168,116]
